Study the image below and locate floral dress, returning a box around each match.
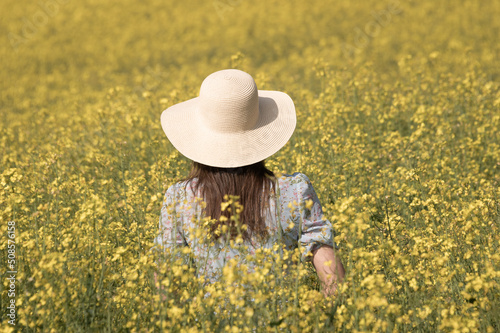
[152,172,338,287]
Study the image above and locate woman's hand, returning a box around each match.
[311,245,345,300]
[321,279,339,299]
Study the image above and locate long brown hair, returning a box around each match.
[180,160,277,244]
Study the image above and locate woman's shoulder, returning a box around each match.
[163,179,195,199]
[277,172,311,185]
[165,174,311,196]
[276,172,312,195]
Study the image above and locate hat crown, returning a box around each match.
[198,69,259,133]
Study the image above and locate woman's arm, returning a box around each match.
[312,245,345,298]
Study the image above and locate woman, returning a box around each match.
[153,69,345,304]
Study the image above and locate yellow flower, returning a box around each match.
[305,199,314,210]
[221,201,231,211]
[245,307,254,318]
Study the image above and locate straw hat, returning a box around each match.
[160,69,296,168]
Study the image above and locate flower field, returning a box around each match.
[1,0,499,331]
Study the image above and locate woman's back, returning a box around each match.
[154,69,344,307]
[153,171,337,285]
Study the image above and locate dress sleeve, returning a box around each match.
[152,184,188,264]
[294,173,338,263]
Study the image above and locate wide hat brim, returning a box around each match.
[160,90,296,168]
